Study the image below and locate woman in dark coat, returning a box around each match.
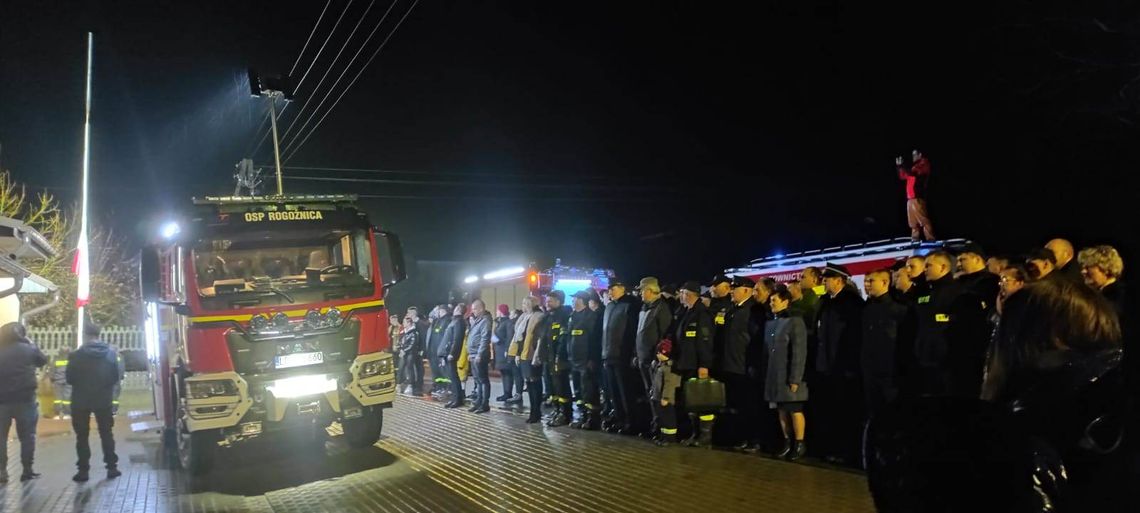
[493,304,518,403]
[763,286,809,461]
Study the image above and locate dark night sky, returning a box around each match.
[3,0,1139,291]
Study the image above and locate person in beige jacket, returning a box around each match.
[512,296,545,423]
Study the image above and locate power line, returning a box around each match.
[289,0,334,77]
[250,0,356,157]
[279,0,380,146]
[284,174,674,191]
[283,0,421,163]
[266,164,625,181]
[357,193,658,203]
[280,0,402,157]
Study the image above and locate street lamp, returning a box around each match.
[247,68,294,196]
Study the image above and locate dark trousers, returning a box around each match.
[427,346,444,387]
[639,362,657,428]
[863,375,898,419]
[0,401,38,471]
[72,407,118,471]
[551,361,572,401]
[445,358,464,403]
[500,360,522,399]
[469,356,491,409]
[602,361,631,425]
[810,373,863,463]
[652,400,677,437]
[720,372,757,446]
[570,362,600,410]
[399,354,424,393]
[522,361,543,412]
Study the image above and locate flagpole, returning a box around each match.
[76,32,93,346]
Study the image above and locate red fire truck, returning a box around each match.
[470,260,614,309]
[140,195,406,475]
[725,237,971,295]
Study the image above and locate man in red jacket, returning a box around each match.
[896,149,936,241]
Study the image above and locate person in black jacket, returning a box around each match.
[439,303,468,408]
[66,322,124,482]
[492,304,518,403]
[708,274,733,366]
[397,315,424,396]
[913,251,969,396]
[0,322,49,483]
[673,281,716,447]
[813,263,865,465]
[861,270,909,417]
[566,290,603,429]
[720,276,763,451]
[635,277,675,437]
[538,291,573,427]
[951,246,999,398]
[601,279,641,434]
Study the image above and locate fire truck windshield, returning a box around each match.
[192,226,375,311]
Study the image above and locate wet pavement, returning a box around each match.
[3,395,875,512]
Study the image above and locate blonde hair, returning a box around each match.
[1078,245,1124,278]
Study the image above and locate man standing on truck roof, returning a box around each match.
[896,149,937,241]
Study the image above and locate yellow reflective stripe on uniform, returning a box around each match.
[812,285,826,296]
[53,400,71,405]
[714,313,725,325]
[935,314,950,322]
[685,330,697,337]
[571,329,584,335]
[54,360,68,367]
[699,414,716,421]
[188,299,385,324]
[918,296,931,304]
[660,428,678,435]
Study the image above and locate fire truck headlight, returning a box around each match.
[304,309,323,328]
[272,312,290,329]
[188,380,238,400]
[361,356,393,378]
[324,308,342,326]
[250,314,270,332]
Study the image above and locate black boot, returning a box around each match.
[73,469,90,482]
[773,438,793,459]
[655,433,678,447]
[107,466,122,479]
[584,408,602,431]
[683,416,715,448]
[788,440,807,461]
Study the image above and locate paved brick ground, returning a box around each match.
[3,395,875,512]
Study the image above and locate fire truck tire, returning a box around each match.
[177,423,217,476]
[343,407,383,448]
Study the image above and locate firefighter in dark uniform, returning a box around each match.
[719,275,763,451]
[912,251,965,397]
[567,290,603,429]
[601,279,641,434]
[674,281,716,447]
[861,269,909,417]
[813,263,865,466]
[538,291,573,427]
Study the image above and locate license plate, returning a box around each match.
[275,351,324,369]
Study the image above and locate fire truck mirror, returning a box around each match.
[374,229,407,288]
[140,245,162,302]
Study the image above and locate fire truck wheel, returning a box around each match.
[342,407,383,448]
[177,422,218,476]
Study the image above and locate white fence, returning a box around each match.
[28,326,149,390]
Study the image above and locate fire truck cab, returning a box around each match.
[140,195,406,475]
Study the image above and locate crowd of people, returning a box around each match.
[390,238,1130,488]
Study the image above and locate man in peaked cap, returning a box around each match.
[635,277,676,437]
[813,262,865,466]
